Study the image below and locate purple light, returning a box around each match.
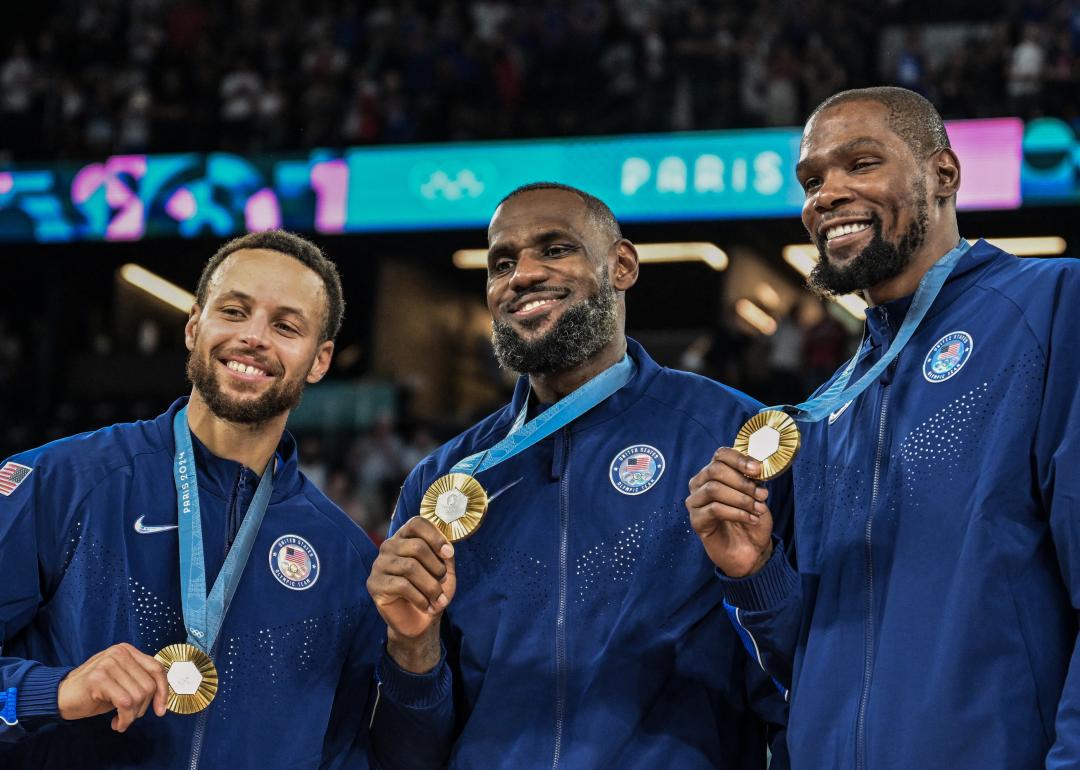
[166,187,197,221]
[947,118,1023,211]
[245,187,282,231]
[0,173,12,195]
[311,160,348,233]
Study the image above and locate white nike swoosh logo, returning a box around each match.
[485,477,523,505]
[133,515,179,534]
[828,400,853,425]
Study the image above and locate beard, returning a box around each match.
[491,270,619,375]
[185,343,306,425]
[808,177,930,297]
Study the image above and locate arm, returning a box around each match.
[366,484,456,770]
[0,454,168,742]
[686,448,803,692]
[1036,280,1080,768]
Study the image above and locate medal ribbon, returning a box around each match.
[766,239,972,423]
[450,353,636,476]
[173,407,275,655]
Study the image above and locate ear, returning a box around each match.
[184,305,201,351]
[611,240,639,292]
[930,147,961,202]
[305,340,335,384]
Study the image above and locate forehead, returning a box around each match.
[488,189,590,245]
[799,101,906,163]
[206,248,326,313]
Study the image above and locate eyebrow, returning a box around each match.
[216,290,309,321]
[796,137,889,176]
[487,228,579,260]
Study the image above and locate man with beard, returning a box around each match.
[0,231,420,768]
[366,183,790,768]
[688,86,1080,768]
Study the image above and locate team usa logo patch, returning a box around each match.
[0,462,32,496]
[609,445,665,496]
[923,331,974,383]
[269,534,320,590]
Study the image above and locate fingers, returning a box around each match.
[689,447,762,493]
[689,500,772,532]
[686,467,769,516]
[369,517,456,615]
[59,643,168,728]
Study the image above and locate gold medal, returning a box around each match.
[733,410,801,480]
[155,643,219,714]
[419,473,489,542]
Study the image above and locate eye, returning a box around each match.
[543,244,574,257]
[275,322,299,336]
[852,158,879,172]
[220,306,245,319]
[490,257,514,275]
[802,177,821,193]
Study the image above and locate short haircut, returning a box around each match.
[497,182,623,241]
[194,230,345,342]
[807,86,951,159]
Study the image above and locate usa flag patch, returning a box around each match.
[0,462,32,496]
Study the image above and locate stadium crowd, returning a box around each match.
[1,0,1078,162]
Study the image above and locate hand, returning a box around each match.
[57,643,168,732]
[367,516,456,673]
[686,448,775,579]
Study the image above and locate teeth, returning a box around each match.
[826,222,870,241]
[520,299,556,312]
[226,360,267,376]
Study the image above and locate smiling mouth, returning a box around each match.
[220,358,273,379]
[824,222,872,243]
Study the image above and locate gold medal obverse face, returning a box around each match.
[155,643,219,714]
[419,473,489,542]
[733,410,801,480]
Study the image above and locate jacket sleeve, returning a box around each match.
[367,468,456,770]
[1036,271,1080,768]
[0,452,75,742]
[715,469,802,695]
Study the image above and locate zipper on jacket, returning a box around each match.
[552,429,571,770]
[855,337,896,770]
[189,689,210,770]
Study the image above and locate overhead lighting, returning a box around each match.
[781,244,871,320]
[734,298,777,335]
[453,242,729,271]
[120,264,195,314]
[755,282,781,311]
[979,237,1066,256]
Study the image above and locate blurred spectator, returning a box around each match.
[3,0,1075,162]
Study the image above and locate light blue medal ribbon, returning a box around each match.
[173,407,274,655]
[765,239,972,422]
[450,353,636,476]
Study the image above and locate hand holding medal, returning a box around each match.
[689,240,973,578]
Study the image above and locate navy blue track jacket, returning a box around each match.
[377,340,791,769]
[720,241,1080,768]
[0,399,417,769]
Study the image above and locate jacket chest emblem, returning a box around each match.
[609,445,665,495]
[923,331,974,383]
[269,534,320,590]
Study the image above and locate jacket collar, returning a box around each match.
[504,337,662,434]
[862,238,1005,349]
[155,397,303,503]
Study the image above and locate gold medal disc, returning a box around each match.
[155,643,219,714]
[419,473,489,542]
[733,410,801,480]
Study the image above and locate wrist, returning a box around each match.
[387,623,442,674]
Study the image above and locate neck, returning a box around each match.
[864,220,961,306]
[527,334,627,403]
[185,390,286,474]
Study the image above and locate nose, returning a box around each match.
[507,251,548,292]
[238,313,271,349]
[812,170,853,212]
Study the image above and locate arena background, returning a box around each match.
[1,0,1078,542]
